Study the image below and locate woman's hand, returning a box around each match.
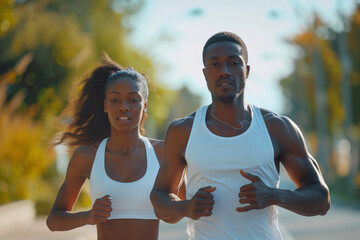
[88,195,113,224]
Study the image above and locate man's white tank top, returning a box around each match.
[185,105,283,240]
[89,137,159,220]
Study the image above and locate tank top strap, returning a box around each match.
[248,104,261,127]
[96,138,108,156]
[250,105,270,134]
[90,138,108,180]
[186,105,209,151]
[194,105,209,128]
[141,136,160,169]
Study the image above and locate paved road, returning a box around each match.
[279,203,360,240]
[0,217,291,240]
[3,202,359,240]
[0,217,188,240]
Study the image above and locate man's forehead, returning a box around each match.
[205,42,244,61]
[206,41,242,55]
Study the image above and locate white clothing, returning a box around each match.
[90,137,159,220]
[185,105,283,240]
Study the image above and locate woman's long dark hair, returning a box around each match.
[55,54,148,149]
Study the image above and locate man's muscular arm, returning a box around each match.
[237,112,330,216]
[150,118,189,223]
[273,115,330,215]
[150,117,216,223]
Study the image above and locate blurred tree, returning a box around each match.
[152,86,202,139]
[280,4,360,199]
[0,0,181,136]
[345,5,360,127]
[0,0,153,118]
[0,57,56,204]
[342,5,360,194]
[0,0,202,210]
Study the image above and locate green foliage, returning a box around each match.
[281,17,345,134]
[279,5,360,199]
[347,9,360,126]
[0,0,155,118]
[0,80,56,204]
[0,0,16,37]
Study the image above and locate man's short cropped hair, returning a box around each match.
[202,32,248,65]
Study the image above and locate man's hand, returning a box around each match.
[88,195,112,224]
[185,186,216,220]
[236,170,275,212]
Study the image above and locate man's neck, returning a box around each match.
[211,97,248,121]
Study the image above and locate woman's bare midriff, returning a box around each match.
[96,219,159,240]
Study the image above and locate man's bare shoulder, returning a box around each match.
[260,108,304,144]
[148,138,165,163]
[260,108,296,129]
[164,112,196,152]
[168,112,196,132]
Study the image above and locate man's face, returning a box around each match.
[202,41,249,103]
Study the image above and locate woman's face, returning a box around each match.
[104,77,147,133]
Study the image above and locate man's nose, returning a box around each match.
[219,63,231,77]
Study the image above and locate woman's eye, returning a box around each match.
[131,98,140,103]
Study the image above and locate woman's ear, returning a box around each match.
[144,102,147,112]
[104,100,107,113]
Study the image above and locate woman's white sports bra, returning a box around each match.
[89,137,159,220]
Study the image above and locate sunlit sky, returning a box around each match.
[129,0,357,114]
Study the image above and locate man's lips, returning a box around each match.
[216,78,234,86]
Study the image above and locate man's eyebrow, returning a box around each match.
[108,91,141,95]
[207,55,242,60]
[206,56,219,60]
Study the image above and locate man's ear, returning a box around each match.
[104,100,107,113]
[202,68,207,81]
[246,65,250,78]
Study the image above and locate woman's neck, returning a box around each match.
[106,129,143,156]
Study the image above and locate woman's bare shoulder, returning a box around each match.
[148,138,164,164]
[68,142,101,178]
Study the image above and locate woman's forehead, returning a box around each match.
[106,77,142,92]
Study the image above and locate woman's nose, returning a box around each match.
[119,101,129,111]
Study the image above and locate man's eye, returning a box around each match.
[110,99,119,103]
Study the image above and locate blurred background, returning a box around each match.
[0,0,359,239]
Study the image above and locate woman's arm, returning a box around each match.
[46,145,112,231]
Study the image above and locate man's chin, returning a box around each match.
[215,94,237,103]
